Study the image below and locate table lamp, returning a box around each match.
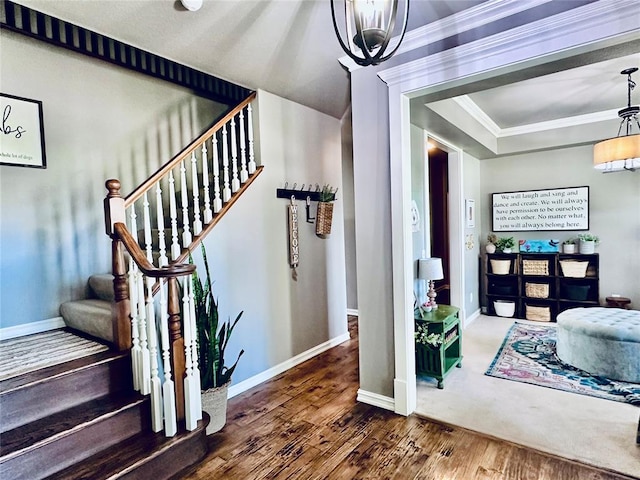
[418,257,444,310]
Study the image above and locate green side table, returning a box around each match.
[414,305,462,389]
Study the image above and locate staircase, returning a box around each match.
[0,92,263,478]
[0,337,209,479]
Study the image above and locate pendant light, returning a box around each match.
[331,0,410,67]
[593,67,640,173]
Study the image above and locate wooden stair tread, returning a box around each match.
[46,413,210,480]
[0,391,147,459]
[0,349,127,393]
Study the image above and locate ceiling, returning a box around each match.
[11,0,639,153]
[14,0,484,119]
[414,52,640,159]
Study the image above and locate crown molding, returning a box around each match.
[452,95,620,138]
[338,0,552,72]
[378,0,640,88]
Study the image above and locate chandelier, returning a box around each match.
[331,0,409,67]
[593,67,640,172]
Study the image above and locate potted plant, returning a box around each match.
[563,238,576,254]
[316,184,337,238]
[577,233,599,254]
[191,244,244,434]
[495,236,515,254]
[486,233,498,254]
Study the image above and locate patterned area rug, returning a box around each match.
[485,322,640,405]
[0,329,109,381]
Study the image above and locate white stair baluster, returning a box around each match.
[183,277,198,431]
[189,278,202,422]
[222,124,231,202]
[247,103,256,174]
[168,170,181,260]
[180,159,192,246]
[159,283,178,437]
[190,152,203,236]
[230,116,240,193]
[137,274,151,395]
[146,276,163,432]
[128,207,142,392]
[155,181,168,267]
[201,142,212,224]
[143,193,153,264]
[239,109,248,183]
[212,133,222,213]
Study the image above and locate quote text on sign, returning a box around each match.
[492,186,588,231]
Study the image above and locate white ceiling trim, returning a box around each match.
[377,0,640,89]
[338,0,552,72]
[452,95,621,138]
[452,96,501,136]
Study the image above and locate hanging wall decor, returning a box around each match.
[0,93,46,168]
[316,185,337,238]
[288,196,299,281]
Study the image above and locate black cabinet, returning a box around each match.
[484,253,599,322]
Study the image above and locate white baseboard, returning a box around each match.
[0,317,66,341]
[464,308,481,328]
[346,308,359,316]
[227,331,351,399]
[356,388,395,411]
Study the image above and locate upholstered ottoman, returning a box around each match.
[556,307,640,383]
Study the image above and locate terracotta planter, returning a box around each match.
[201,382,230,434]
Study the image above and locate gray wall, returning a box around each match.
[341,107,358,311]
[463,152,481,315]
[480,145,640,303]
[1,31,225,328]
[0,32,348,390]
[349,2,604,399]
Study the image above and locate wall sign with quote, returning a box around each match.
[0,93,47,169]
[492,186,589,232]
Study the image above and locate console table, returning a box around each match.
[414,305,462,388]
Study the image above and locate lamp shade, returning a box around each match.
[593,134,640,171]
[418,257,444,281]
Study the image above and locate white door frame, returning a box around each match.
[378,0,639,416]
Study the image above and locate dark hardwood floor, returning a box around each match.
[180,317,636,480]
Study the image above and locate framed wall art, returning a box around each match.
[492,186,589,232]
[1,93,47,169]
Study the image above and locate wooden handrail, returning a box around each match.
[113,223,195,278]
[125,92,257,207]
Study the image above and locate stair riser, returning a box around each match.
[120,428,208,480]
[0,355,132,433]
[0,400,150,480]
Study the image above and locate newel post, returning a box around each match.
[105,179,132,351]
[168,277,186,421]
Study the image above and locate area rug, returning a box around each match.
[485,322,640,405]
[0,329,109,381]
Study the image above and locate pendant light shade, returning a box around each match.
[593,68,640,172]
[331,0,410,67]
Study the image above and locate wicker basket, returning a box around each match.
[525,282,549,299]
[526,304,551,322]
[522,259,549,276]
[560,260,588,278]
[315,201,334,238]
[490,259,511,275]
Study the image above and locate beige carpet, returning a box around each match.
[0,329,109,381]
[415,314,640,477]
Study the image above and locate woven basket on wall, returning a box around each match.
[316,201,334,238]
